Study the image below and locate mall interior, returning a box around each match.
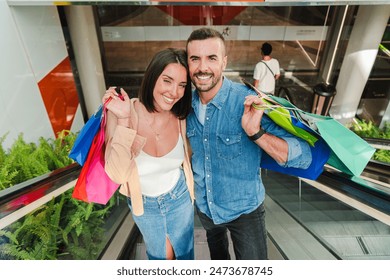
[0,1,389,260]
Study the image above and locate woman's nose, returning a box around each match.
[170,83,181,98]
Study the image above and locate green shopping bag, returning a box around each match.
[242,79,319,146]
[242,79,375,177]
[252,94,319,146]
[261,99,318,146]
[315,118,376,177]
[265,95,375,176]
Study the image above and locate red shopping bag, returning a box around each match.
[72,106,120,204]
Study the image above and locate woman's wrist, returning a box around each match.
[117,117,132,128]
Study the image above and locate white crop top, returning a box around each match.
[134,135,184,197]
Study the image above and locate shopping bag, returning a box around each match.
[261,97,319,146]
[283,107,376,177]
[259,95,375,177]
[315,118,376,177]
[69,105,103,166]
[242,79,319,146]
[72,106,120,204]
[260,126,331,180]
[243,79,375,178]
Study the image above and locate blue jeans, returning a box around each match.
[128,170,194,260]
[196,203,267,260]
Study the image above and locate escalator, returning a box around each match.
[121,160,390,260]
[263,161,390,260]
[1,159,389,260]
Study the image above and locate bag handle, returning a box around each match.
[101,92,127,128]
[101,97,112,128]
[241,78,278,104]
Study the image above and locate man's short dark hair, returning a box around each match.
[261,42,272,55]
[186,27,225,50]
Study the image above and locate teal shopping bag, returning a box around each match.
[266,95,376,177]
[315,118,376,177]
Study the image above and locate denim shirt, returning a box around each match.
[186,77,312,224]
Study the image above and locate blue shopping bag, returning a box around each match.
[69,105,103,166]
[260,136,331,180]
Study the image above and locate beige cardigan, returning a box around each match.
[104,98,194,216]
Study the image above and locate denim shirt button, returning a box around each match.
[226,138,230,141]
[204,138,207,141]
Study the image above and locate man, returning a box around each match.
[253,42,280,95]
[186,27,312,260]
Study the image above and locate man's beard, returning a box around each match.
[194,72,221,93]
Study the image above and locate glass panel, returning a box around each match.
[357,21,390,127]
[0,191,128,260]
[263,170,390,260]
[97,5,332,74]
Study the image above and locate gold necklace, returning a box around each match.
[145,112,172,141]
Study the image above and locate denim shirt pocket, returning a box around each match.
[216,133,242,160]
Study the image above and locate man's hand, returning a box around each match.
[242,95,265,136]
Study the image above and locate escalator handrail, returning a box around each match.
[319,164,390,215]
[0,163,81,203]
[363,137,390,151]
[0,163,81,227]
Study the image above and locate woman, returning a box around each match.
[102,48,194,260]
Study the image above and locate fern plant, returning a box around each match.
[0,195,64,260]
[59,190,116,260]
[0,190,117,260]
[0,131,76,190]
[0,134,7,167]
[352,119,390,139]
[0,130,118,260]
[351,119,390,163]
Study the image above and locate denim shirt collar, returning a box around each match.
[192,77,231,111]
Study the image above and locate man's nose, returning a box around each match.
[198,58,209,72]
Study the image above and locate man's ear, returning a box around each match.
[222,55,227,71]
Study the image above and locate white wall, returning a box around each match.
[0,1,83,150]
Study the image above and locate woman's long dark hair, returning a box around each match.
[138,48,192,120]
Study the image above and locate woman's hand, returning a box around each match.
[102,86,124,104]
[103,87,131,119]
[241,95,265,136]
